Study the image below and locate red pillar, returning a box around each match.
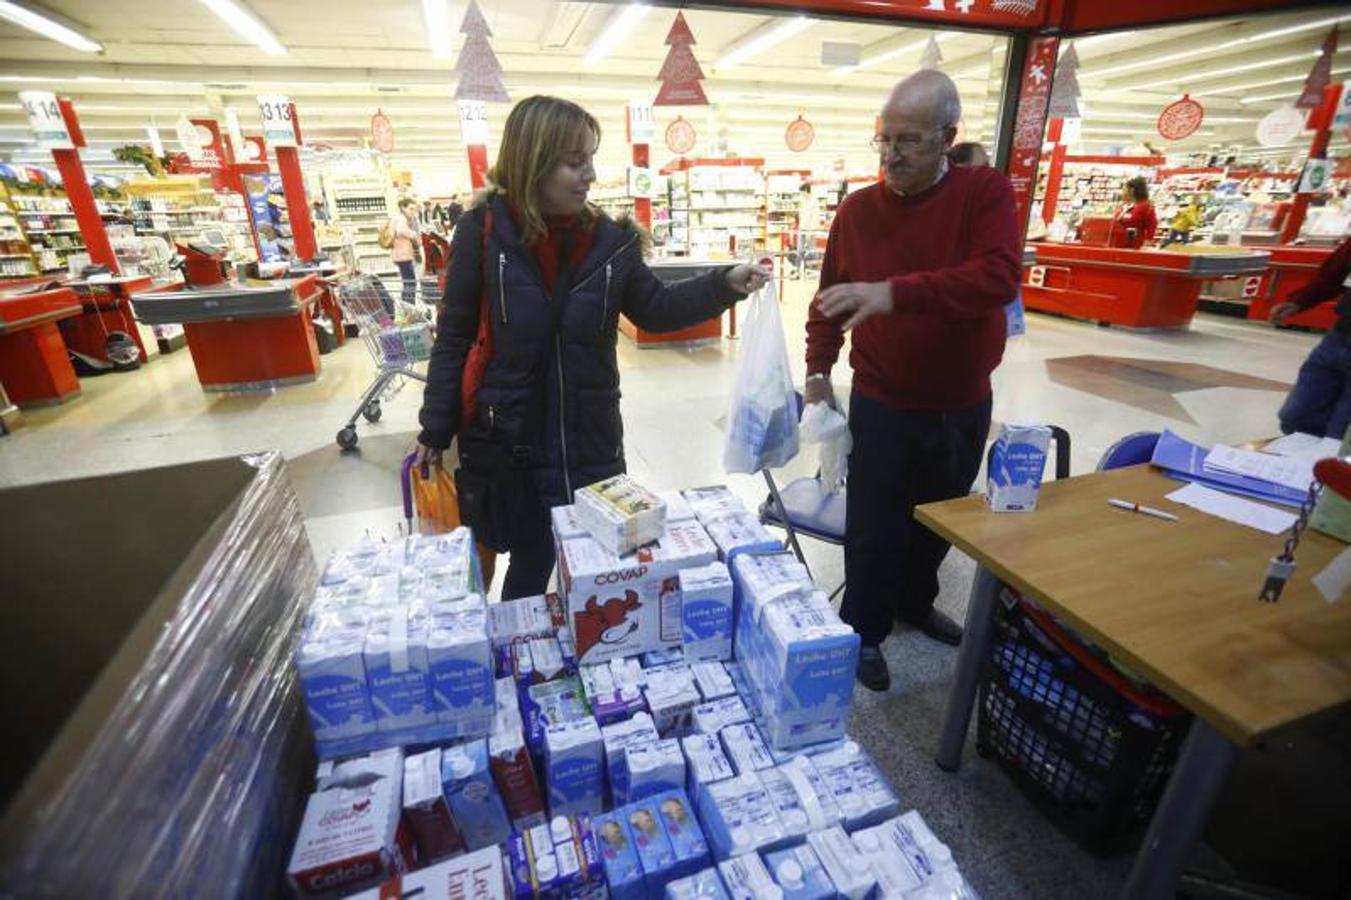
[1041,117,1068,226]
[632,142,651,230]
[466,144,489,190]
[53,99,117,272]
[1003,36,1061,242]
[273,103,317,261]
[1281,82,1346,244]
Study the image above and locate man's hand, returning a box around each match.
[804,376,835,410]
[414,441,443,475]
[727,264,771,295]
[815,281,893,330]
[1270,302,1300,326]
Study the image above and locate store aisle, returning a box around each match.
[0,283,1322,898]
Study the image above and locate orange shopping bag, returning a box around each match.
[403,452,497,588]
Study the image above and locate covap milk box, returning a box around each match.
[764,844,836,900]
[666,868,731,900]
[718,852,783,900]
[696,773,788,860]
[806,826,876,900]
[560,521,717,664]
[680,563,735,663]
[624,738,685,803]
[592,812,645,900]
[986,423,1052,513]
[575,474,668,556]
[441,738,512,851]
[404,748,465,864]
[545,716,606,818]
[347,846,510,900]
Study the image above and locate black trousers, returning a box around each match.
[840,390,993,647]
[396,259,417,305]
[500,491,557,601]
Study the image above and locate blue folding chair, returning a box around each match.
[1096,431,1161,471]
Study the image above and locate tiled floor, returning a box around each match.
[2,280,1338,897]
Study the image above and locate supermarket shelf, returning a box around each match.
[26,229,82,235]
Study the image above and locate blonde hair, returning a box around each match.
[488,95,600,244]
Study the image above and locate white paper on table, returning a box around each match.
[1202,445,1317,493]
[1313,546,1351,604]
[1260,432,1343,460]
[1165,483,1298,535]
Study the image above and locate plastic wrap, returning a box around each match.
[1,452,316,899]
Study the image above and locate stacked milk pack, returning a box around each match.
[296,530,495,759]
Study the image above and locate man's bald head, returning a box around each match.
[885,70,962,132]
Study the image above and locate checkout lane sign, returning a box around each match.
[19,91,73,149]
[257,94,298,148]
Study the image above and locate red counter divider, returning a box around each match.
[0,287,83,407]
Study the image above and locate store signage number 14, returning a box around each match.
[257,94,297,147]
[19,90,73,148]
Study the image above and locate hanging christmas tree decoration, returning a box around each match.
[1157,94,1205,141]
[919,36,942,71]
[1046,42,1080,120]
[666,116,697,155]
[454,0,509,103]
[1296,25,1338,110]
[655,12,708,106]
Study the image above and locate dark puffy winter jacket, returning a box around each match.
[417,193,743,508]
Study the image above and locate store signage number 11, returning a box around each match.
[257,94,297,147]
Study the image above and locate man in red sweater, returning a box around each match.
[806,70,1021,691]
[1270,235,1351,439]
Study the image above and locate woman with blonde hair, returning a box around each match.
[416,95,768,598]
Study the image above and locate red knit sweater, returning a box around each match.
[805,166,1021,411]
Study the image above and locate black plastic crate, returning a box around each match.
[976,588,1191,854]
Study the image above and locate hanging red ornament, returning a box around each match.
[785,115,815,152]
[1157,94,1205,141]
[371,110,394,153]
[666,116,696,155]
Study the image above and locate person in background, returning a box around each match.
[310,199,328,225]
[415,95,767,599]
[1114,177,1157,249]
[1270,236,1351,440]
[946,141,989,167]
[390,197,422,304]
[805,70,1020,691]
[1163,196,1203,247]
[446,195,465,229]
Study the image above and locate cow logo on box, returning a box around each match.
[575,591,642,658]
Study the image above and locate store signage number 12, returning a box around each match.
[257,95,297,147]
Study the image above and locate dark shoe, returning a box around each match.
[856,646,890,692]
[907,609,963,647]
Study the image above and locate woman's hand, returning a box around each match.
[414,441,443,475]
[727,263,772,295]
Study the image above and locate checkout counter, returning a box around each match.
[1023,242,1270,329]
[0,285,84,407]
[61,276,157,365]
[620,258,727,347]
[131,245,325,392]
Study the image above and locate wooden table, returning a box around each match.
[916,465,1351,900]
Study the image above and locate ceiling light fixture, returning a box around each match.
[1128,51,1320,92]
[0,2,101,52]
[1195,65,1351,98]
[833,33,953,77]
[584,3,650,65]
[714,16,812,71]
[198,0,286,56]
[1091,15,1349,80]
[423,0,453,60]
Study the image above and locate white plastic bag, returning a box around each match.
[723,278,800,474]
[799,401,851,493]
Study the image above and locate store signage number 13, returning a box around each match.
[257,94,297,147]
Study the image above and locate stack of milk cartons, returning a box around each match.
[730,552,859,749]
[850,811,979,899]
[682,486,781,566]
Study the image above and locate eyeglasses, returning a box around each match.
[870,126,950,154]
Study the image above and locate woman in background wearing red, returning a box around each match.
[1114,177,1157,249]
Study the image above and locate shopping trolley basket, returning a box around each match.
[334,274,434,450]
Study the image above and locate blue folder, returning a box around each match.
[1149,429,1308,509]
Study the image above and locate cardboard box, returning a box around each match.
[986,423,1052,513]
[575,474,668,556]
[346,845,510,900]
[560,522,717,665]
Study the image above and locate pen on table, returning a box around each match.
[1108,498,1179,522]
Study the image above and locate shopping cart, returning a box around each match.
[333,274,435,450]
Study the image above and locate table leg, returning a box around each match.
[935,564,1001,772]
[1121,720,1237,900]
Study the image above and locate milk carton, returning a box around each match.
[297,620,376,754]
[806,827,876,900]
[507,816,604,899]
[717,853,783,900]
[765,737,847,768]
[552,504,590,544]
[986,423,1052,512]
[720,723,774,777]
[287,749,408,897]
[489,594,561,675]
[624,738,685,803]
[523,676,591,758]
[764,844,835,900]
[755,767,813,845]
[680,733,735,800]
[696,773,787,860]
[488,723,546,829]
[680,562,735,662]
[643,647,685,668]
[808,741,900,831]
[403,748,465,864]
[770,755,844,830]
[545,716,606,818]
[592,812,645,900]
[693,695,753,736]
[661,490,697,523]
[666,868,731,900]
[426,602,494,735]
[610,654,648,692]
[441,738,512,851]
[683,486,748,524]
[346,846,510,900]
[625,799,680,895]
[527,635,574,683]
[690,662,736,704]
[365,605,437,735]
[575,474,668,556]
[560,521,718,664]
[495,676,523,730]
[602,713,660,805]
[644,664,702,738]
[650,789,710,879]
[580,659,646,726]
[702,513,781,564]
[856,811,973,900]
